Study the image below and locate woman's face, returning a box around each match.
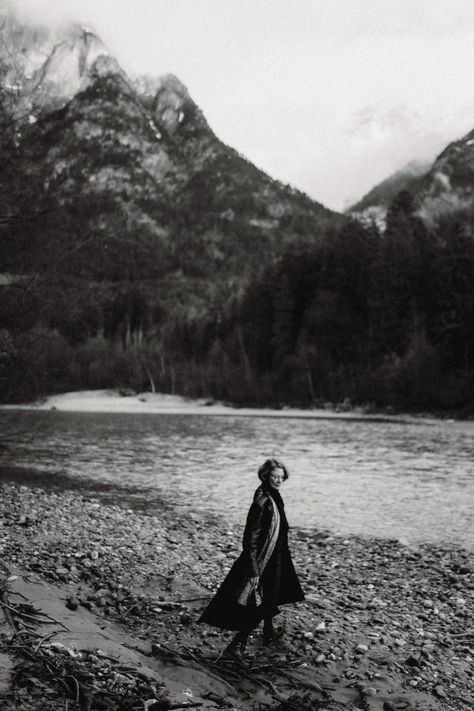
[268,466,285,489]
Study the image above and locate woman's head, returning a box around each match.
[258,458,289,490]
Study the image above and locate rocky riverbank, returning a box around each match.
[0,480,472,710]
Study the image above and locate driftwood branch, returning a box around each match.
[0,592,17,631]
[0,599,70,630]
[33,630,60,654]
[449,629,474,638]
[169,596,211,603]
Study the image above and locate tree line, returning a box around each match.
[1,187,473,415]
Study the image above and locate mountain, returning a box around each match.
[2,20,339,301]
[346,160,429,223]
[2,22,124,115]
[348,124,474,226]
[416,127,474,222]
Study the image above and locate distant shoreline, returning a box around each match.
[0,388,429,423]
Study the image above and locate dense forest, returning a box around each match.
[2,182,473,414]
[1,34,473,416]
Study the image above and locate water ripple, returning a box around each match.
[1,410,473,547]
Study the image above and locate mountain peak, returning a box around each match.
[138,72,189,99]
[2,16,210,137]
[135,72,208,136]
[32,24,123,102]
[153,74,194,135]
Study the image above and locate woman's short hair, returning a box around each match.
[258,458,289,482]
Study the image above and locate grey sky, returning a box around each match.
[9,0,474,210]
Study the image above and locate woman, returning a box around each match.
[198,458,304,659]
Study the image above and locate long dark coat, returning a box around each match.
[198,485,304,632]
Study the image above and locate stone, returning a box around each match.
[394,638,406,647]
[362,687,378,696]
[66,596,79,611]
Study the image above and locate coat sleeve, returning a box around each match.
[242,492,268,576]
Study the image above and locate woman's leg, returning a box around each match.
[263,615,275,636]
[222,625,253,659]
[223,601,259,658]
[260,553,283,645]
[225,629,249,651]
[226,613,281,654]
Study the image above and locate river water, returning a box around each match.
[0,409,473,548]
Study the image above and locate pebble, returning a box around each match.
[179,612,192,625]
[362,687,378,696]
[66,596,79,611]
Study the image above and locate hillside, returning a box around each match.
[348,125,474,226]
[416,127,474,222]
[347,160,429,226]
[4,22,339,291]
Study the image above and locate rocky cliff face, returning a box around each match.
[2,22,122,115]
[137,72,211,137]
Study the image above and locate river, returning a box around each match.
[0,409,472,548]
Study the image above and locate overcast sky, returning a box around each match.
[8,0,474,210]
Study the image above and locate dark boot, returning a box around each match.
[221,631,248,661]
[263,617,284,646]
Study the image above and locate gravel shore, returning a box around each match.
[0,480,472,711]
